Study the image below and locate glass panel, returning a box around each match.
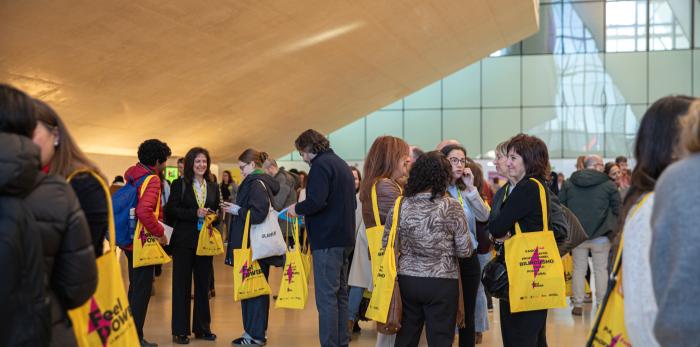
[482,56,521,107]
[562,2,604,54]
[443,109,481,157]
[404,81,441,109]
[695,49,700,97]
[648,50,692,102]
[523,107,562,158]
[328,118,365,160]
[278,152,293,161]
[443,63,481,108]
[482,108,521,157]
[649,0,691,51]
[606,1,647,52]
[365,110,403,152]
[489,43,522,57]
[605,105,642,157]
[404,110,442,151]
[696,0,700,48]
[381,99,403,110]
[605,52,648,104]
[563,105,605,157]
[522,55,560,106]
[523,4,563,55]
[561,53,606,105]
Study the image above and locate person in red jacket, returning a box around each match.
[123,139,171,347]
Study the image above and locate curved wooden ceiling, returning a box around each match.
[0,0,539,161]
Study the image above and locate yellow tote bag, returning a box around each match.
[563,253,592,297]
[233,210,272,301]
[275,217,309,309]
[365,197,402,323]
[504,178,567,313]
[132,175,170,268]
[366,183,388,281]
[67,170,140,347]
[587,194,651,347]
[196,214,224,256]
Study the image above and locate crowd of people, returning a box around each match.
[2,81,700,347]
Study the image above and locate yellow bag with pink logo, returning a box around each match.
[504,178,567,313]
[233,210,272,301]
[275,217,309,309]
[67,170,140,347]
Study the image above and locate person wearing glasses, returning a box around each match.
[222,149,282,347]
[440,144,490,347]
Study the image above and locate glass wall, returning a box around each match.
[282,0,700,162]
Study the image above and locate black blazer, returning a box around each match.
[166,177,220,249]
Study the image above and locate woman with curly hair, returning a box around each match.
[382,151,472,347]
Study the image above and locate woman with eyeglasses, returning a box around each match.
[222,148,282,347]
[440,144,490,347]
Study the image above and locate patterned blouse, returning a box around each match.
[382,192,472,279]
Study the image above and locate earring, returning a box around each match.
[53,139,59,147]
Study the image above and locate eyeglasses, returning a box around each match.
[448,157,467,166]
[238,163,250,171]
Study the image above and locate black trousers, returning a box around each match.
[171,246,213,336]
[499,300,548,347]
[458,255,481,347]
[125,251,155,339]
[395,275,459,347]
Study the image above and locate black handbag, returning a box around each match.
[481,244,509,300]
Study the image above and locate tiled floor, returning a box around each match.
[126,253,596,347]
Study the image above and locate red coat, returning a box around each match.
[122,163,164,250]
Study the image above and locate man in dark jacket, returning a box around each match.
[0,132,51,347]
[288,129,356,347]
[559,155,621,316]
[1,83,97,347]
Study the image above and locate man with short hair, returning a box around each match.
[559,154,621,316]
[122,139,171,347]
[288,129,356,347]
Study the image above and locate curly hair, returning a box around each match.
[138,139,171,167]
[295,129,330,154]
[404,151,451,201]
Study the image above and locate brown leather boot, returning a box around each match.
[572,306,583,316]
[475,332,483,344]
[347,320,355,340]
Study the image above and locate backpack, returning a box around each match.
[112,175,150,247]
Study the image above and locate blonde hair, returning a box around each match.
[683,100,700,153]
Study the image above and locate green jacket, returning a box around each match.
[558,169,621,240]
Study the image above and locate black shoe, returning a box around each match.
[172,335,190,344]
[195,332,217,341]
[140,338,158,347]
[352,321,361,333]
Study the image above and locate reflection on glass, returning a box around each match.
[563,106,605,157]
[562,3,604,54]
[649,0,691,51]
[606,1,647,52]
[523,107,563,157]
[523,4,563,54]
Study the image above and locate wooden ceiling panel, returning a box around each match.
[0,0,538,161]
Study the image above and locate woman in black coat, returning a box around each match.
[166,147,220,344]
[489,134,553,347]
[223,148,281,347]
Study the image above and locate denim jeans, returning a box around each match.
[313,247,353,347]
[348,286,365,321]
[572,237,611,307]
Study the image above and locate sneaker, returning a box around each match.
[584,294,593,304]
[572,307,583,316]
[140,338,158,347]
[232,337,263,346]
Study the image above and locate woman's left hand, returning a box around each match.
[462,168,475,192]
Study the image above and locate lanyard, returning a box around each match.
[458,190,464,207]
[193,179,207,208]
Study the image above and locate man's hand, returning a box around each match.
[158,235,168,245]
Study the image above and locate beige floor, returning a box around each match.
[125,254,596,347]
